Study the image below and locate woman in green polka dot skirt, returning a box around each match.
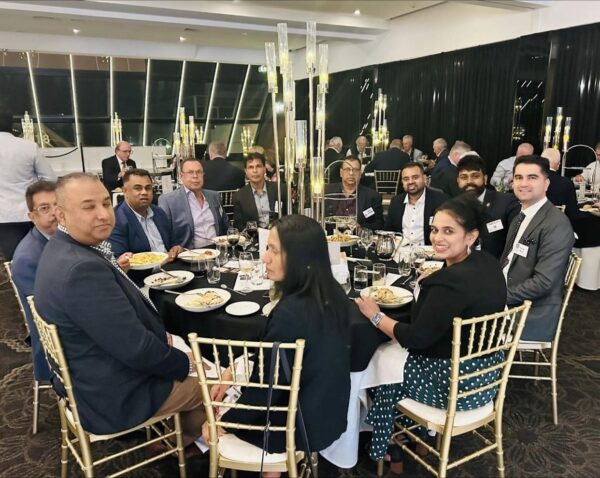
[355,195,507,463]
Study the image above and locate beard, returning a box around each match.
[462,184,486,196]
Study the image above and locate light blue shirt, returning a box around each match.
[251,184,271,228]
[127,203,166,252]
[185,187,217,247]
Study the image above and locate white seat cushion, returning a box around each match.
[517,340,552,350]
[218,433,295,464]
[398,399,494,427]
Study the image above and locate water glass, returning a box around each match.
[239,252,254,293]
[251,260,264,286]
[372,263,386,286]
[354,265,368,292]
[217,243,230,265]
[206,258,220,284]
[398,250,411,276]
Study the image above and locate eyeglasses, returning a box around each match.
[341,167,361,174]
[32,204,55,215]
[182,170,204,177]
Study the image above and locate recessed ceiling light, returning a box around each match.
[354,9,361,15]
[72,28,80,34]
[179,36,186,42]
[241,32,247,36]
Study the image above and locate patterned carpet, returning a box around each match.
[1,258,599,478]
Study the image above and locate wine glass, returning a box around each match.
[334,271,352,295]
[246,221,258,251]
[376,233,395,262]
[239,252,254,293]
[227,227,240,259]
[359,228,374,253]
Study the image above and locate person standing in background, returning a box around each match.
[101,141,136,193]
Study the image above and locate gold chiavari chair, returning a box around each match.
[378,301,531,478]
[188,335,308,478]
[510,253,582,424]
[555,204,566,212]
[28,297,187,478]
[374,170,401,196]
[219,189,238,222]
[4,261,51,434]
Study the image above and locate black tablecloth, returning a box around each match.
[151,257,412,372]
[574,213,600,248]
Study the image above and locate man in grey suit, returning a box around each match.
[501,155,575,342]
[158,158,229,248]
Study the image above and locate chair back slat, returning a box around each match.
[553,253,582,346]
[4,261,29,333]
[374,170,400,195]
[219,189,238,222]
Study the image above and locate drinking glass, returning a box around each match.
[191,256,206,277]
[239,252,254,293]
[398,250,411,276]
[251,260,264,286]
[217,242,230,265]
[334,270,352,295]
[246,221,258,251]
[358,228,374,252]
[376,233,395,262]
[354,265,368,292]
[227,227,240,259]
[372,263,386,287]
[206,257,220,284]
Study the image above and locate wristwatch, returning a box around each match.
[371,312,384,328]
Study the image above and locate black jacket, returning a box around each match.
[547,170,581,224]
[101,155,136,192]
[364,148,410,173]
[479,189,521,258]
[201,157,246,192]
[325,183,384,231]
[232,181,286,230]
[430,163,461,197]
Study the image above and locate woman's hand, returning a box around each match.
[354,296,381,320]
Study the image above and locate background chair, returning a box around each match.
[510,253,582,424]
[219,189,238,223]
[4,261,51,434]
[28,297,187,478]
[188,334,307,478]
[374,170,400,195]
[379,301,531,478]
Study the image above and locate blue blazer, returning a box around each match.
[11,227,53,381]
[109,202,175,257]
[158,187,229,248]
[34,230,189,435]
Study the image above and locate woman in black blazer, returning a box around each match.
[212,215,352,459]
[356,195,507,465]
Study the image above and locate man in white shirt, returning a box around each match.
[574,141,600,190]
[501,155,574,341]
[0,107,56,259]
[490,142,534,190]
[384,162,448,245]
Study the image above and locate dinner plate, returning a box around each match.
[128,251,169,270]
[144,270,194,290]
[420,260,444,272]
[326,234,359,247]
[213,235,248,247]
[579,207,600,217]
[360,285,413,309]
[419,245,436,258]
[175,288,231,313]
[226,301,261,317]
[262,299,279,317]
[178,248,220,263]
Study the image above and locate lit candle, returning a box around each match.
[563,117,572,152]
[318,44,328,90]
[306,22,316,73]
[277,23,289,69]
[265,42,278,94]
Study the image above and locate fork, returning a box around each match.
[159,267,184,282]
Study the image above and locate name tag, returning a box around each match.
[429,216,433,225]
[514,243,529,258]
[363,207,375,218]
[486,219,504,233]
[274,201,279,213]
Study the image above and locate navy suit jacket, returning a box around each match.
[547,170,580,224]
[109,202,176,257]
[11,227,53,381]
[384,188,448,245]
[479,189,520,258]
[101,155,136,192]
[158,187,229,248]
[430,163,461,197]
[34,230,189,435]
[201,157,246,192]
[364,148,410,173]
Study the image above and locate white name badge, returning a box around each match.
[363,207,375,218]
[486,219,504,233]
[514,243,529,258]
[429,216,433,225]
[274,201,280,213]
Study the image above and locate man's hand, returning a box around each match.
[166,245,183,263]
[117,252,132,272]
[574,174,585,183]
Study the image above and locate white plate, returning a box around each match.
[178,248,220,263]
[360,285,413,309]
[144,270,194,290]
[128,252,169,270]
[213,235,248,247]
[175,288,231,313]
[419,245,436,258]
[327,234,359,247]
[580,207,600,217]
[262,299,279,317]
[226,301,261,317]
[420,260,444,272]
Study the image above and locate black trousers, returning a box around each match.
[0,221,32,261]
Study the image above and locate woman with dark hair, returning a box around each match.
[214,214,351,457]
[355,194,507,468]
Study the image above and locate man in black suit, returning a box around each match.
[364,138,410,173]
[232,152,285,230]
[325,156,383,231]
[201,142,245,191]
[430,140,470,197]
[542,147,580,224]
[457,154,520,258]
[430,137,449,173]
[101,141,136,192]
[34,172,204,450]
[384,162,448,245]
[325,136,345,182]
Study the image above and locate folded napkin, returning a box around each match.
[233,273,272,291]
[385,273,402,286]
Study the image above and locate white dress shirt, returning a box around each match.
[581,160,600,189]
[502,196,548,278]
[490,156,516,188]
[0,132,56,222]
[402,189,426,245]
[127,203,166,252]
[185,187,217,248]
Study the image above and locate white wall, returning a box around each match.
[293,1,600,78]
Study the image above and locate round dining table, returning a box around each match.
[151,251,413,372]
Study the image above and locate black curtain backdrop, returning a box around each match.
[551,23,600,169]
[378,40,519,177]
